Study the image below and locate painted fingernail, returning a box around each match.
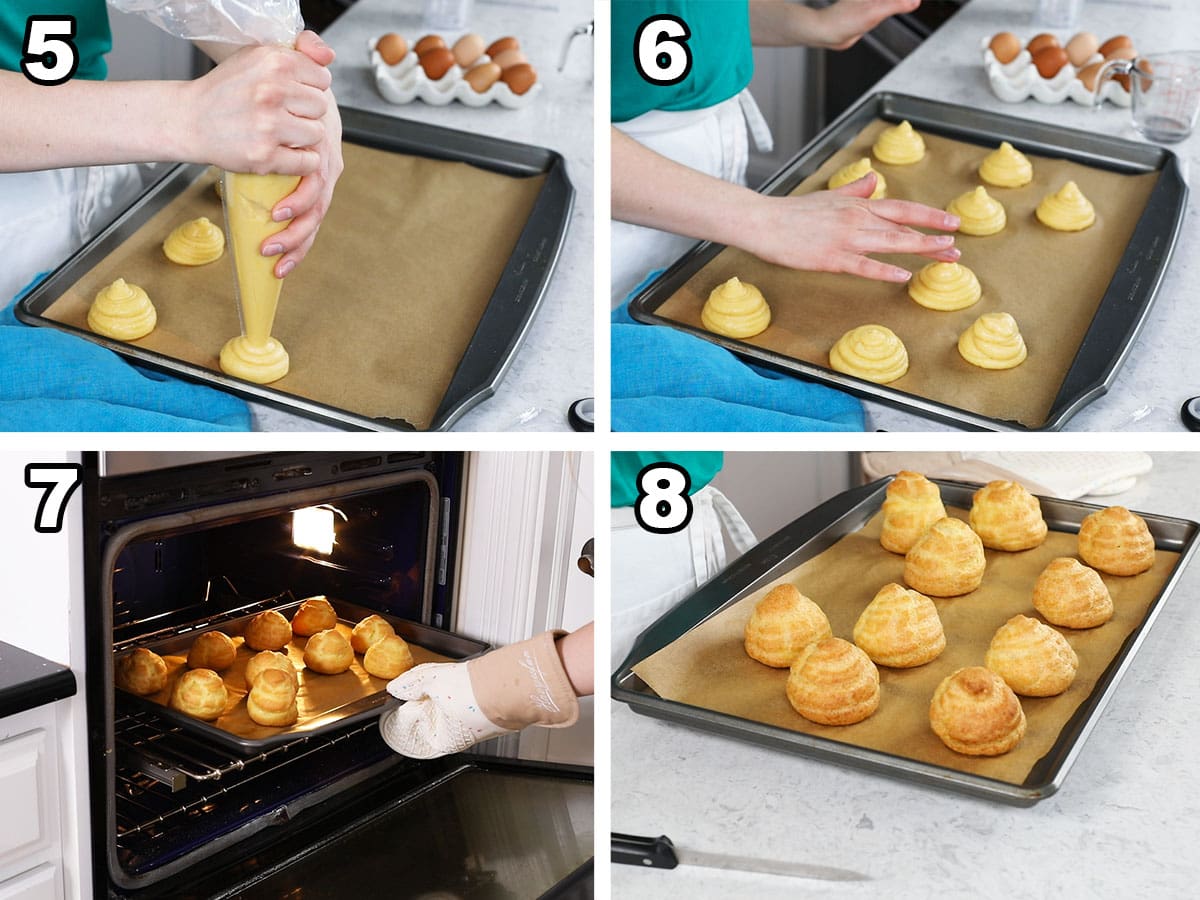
[263,243,283,257]
[272,208,292,222]
[278,259,296,278]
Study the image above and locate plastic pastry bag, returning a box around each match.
[106,0,301,46]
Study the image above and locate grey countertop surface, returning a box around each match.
[251,0,593,432]
[612,452,1200,898]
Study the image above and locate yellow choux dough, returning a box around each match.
[744,584,832,668]
[829,324,908,384]
[929,666,1026,756]
[87,278,156,340]
[116,648,168,696]
[828,157,886,198]
[1077,506,1156,576]
[852,583,946,668]
[979,141,1033,188]
[786,637,880,726]
[351,614,396,654]
[1032,557,1114,628]
[363,634,416,680]
[880,471,947,555]
[1036,181,1096,231]
[946,186,1006,236]
[904,517,986,597]
[187,631,236,671]
[985,614,1078,697]
[873,120,926,165]
[244,650,299,689]
[700,277,771,338]
[969,480,1047,551]
[291,596,338,637]
[170,668,228,721]
[958,313,1027,370]
[303,628,354,675]
[246,667,299,727]
[907,262,981,311]
[163,216,225,265]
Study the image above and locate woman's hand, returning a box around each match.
[750,0,921,50]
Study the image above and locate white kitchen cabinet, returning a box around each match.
[0,707,64,900]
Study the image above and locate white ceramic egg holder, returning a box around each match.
[369,37,542,109]
[980,36,1131,107]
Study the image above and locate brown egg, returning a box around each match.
[419,47,456,80]
[486,36,520,57]
[988,32,1021,65]
[1136,59,1156,93]
[452,33,485,68]
[1065,31,1098,68]
[414,34,446,56]
[1027,33,1059,54]
[1033,45,1069,79]
[464,61,501,93]
[491,48,527,70]
[1105,45,1137,62]
[377,32,408,66]
[501,63,537,96]
[1077,61,1104,91]
[1098,35,1133,57]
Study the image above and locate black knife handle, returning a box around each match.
[612,833,679,869]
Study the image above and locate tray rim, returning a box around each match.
[626,91,1188,432]
[611,475,1200,806]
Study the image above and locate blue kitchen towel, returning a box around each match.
[1,275,251,431]
[612,273,864,432]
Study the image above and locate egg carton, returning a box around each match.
[368,37,541,109]
[980,36,1131,108]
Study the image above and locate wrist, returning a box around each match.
[158,80,197,164]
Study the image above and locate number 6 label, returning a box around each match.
[634,15,692,86]
[634,463,693,535]
[21,16,79,86]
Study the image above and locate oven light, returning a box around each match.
[293,506,336,555]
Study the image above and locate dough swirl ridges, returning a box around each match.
[904,517,986,597]
[163,216,225,265]
[969,480,1047,551]
[979,141,1033,188]
[828,157,887,198]
[985,614,1078,697]
[907,262,981,311]
[786,637,880,726]
[929,666,1026,756]
[1036,181,1096,231]
[873,120,926,165]
[880,471,947,554]
[1077,506,1156,576]
[946,186,1006,236]
[700,276,771,338]
[852,583,946,668]
[1032,557,1114,628]
[958,312,1027,369]
[87,278,157,340]
[829,324,908,384]
[744,583,832,668]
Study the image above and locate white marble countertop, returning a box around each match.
[612,452,1200,898]
[858,0,1200,431]
[251,0,594,431]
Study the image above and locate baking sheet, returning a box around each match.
[39,142,544,431]
[631,505,1179,788]
[653,118,1159,428]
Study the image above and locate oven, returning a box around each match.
[78,451,594,898]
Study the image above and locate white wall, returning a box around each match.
[106,9,205,82]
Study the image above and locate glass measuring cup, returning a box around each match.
[1092,51,1200,144]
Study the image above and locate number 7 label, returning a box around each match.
[25,462,83,534]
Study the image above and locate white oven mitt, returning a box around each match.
[378,630,580,759]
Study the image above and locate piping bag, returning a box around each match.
[110,1,308,383]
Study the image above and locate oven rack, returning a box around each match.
[113,582,293,651]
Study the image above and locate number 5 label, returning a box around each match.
[22,16,79,86]
[635,15,692,86]
[634,463,693,534]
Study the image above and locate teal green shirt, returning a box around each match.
[612,452,724,508]
[1,2,111,81]
[612,1,754,122]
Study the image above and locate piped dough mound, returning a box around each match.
[828,157,886,198]
[700,276,771,338]
[969,480,1047,551]
[786,637,880,726]
[979,142,1033,188]
[853,583,946,668]
[163,216,225,265]
[958,313,1027,370]
[873,120,926,165]
[929,666,1026,756]
[946,186,1006,236]
[880,471,947,555]
[1077,506,1156,576]
[1036,181,1096,231]
[907,262,981,311]
[87,278,157,340]
[985,614,1078,697]
[829,324,908,384]
[744,583,832,668]
[904,517,986,597]
[1032,557,1114,628]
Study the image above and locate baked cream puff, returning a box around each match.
[744,584,832,668]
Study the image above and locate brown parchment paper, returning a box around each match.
[128,621,451,743]
[42,143,546,430]
[632,507,1180,785]
[655,119,1160,427]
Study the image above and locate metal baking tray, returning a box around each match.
[15,106,574,431]
[612,477,1199,805]
[117,594,488,753]
[627,92,1188,431]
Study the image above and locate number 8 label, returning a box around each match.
[634,15,692,86]
[634,463,693,534]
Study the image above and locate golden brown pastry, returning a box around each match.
[785,638,880,726]
[872,120,925,165]
[979,141,1033,188]
[929,666,1026,756]
[1032,557,1114,628]
[904,518,986,597]
[743,584,832,668]
[169,668,228,720]
[246,667,299,727]
[244,650,298,689]
[969,480,1048,551]
[187,631,236,671]
[291,596,339,636]
[852,583,946,668]
[87,278,156,340]
[957,312,1027,370]
[351,614,396,654]
[363,634,416,680]
[828,324,908,384]
[828,157,886,198]
[908,261,981,312]
[985,614,1079,697]
[1036,181,1096,231]
[946,186,1006,236]
[115,648,168,696]
[1077,506,1156,576]
[879,471,947,554]
[163,216,225,265]
[303,628,354,675]
[700,276,771,339]
[243,610,293,651]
